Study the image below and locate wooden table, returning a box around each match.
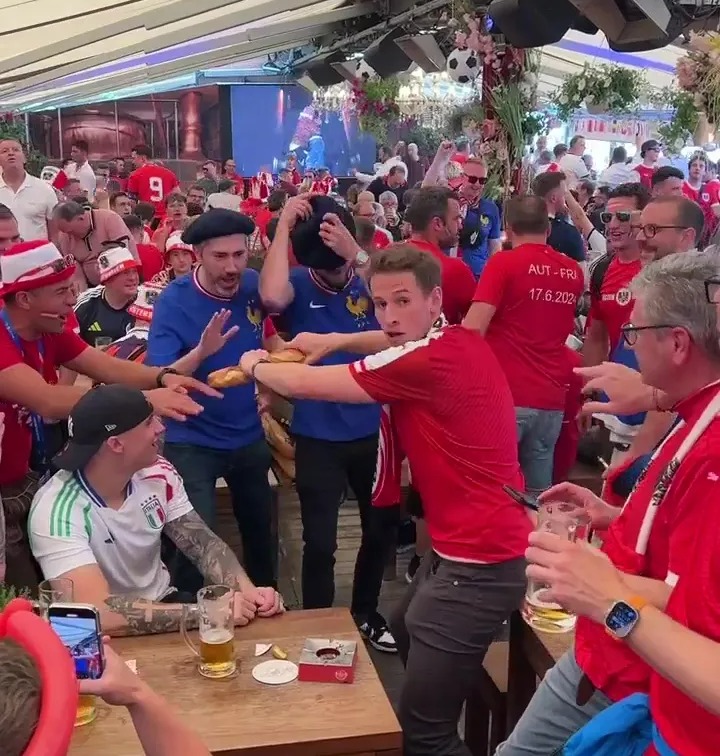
[70,609,402,756]
[506,611,575,731]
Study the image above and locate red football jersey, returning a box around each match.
[127,164,179,217]
[587,256,642,354]
[633,164,655,190]
[576,383,720,705]
[350,326,531,563]
[473,243,584,411]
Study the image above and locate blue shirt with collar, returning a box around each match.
[460,198,501,277]
[283,268,381,442]
[146,268,265,450]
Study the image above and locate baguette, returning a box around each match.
[207,348,306,389]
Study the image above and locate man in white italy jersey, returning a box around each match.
[29,384,283,635]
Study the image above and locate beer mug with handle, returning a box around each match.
[181,585,236,678]
[522,501,579,634]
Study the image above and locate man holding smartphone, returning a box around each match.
[29,385,283,636]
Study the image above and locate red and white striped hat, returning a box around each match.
[165,232,195,258]
[127,283,162,322]
[97,246,140,284]
[0,240,76,298]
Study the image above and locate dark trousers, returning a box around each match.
[391,552,526,756]
[163,439,277,594]
[295,433,392,621]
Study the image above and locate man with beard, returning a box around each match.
[240,244,531,756]
[455,158,501,278]
[146,209,282,595]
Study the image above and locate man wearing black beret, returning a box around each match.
[146,208,285,595]
[259,194,397,653]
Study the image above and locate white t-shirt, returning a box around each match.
[0,172,58,240]
[69,161,97,197]
[29,458,193,600]
[558,154,590,189]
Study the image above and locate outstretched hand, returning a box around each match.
[199,309,239,359]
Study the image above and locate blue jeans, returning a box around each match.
[162,439,277,594]
[515,407,564,495]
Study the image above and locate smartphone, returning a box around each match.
[502,484,540,512]
[48,603,105,680]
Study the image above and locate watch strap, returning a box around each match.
[156,367,180,388]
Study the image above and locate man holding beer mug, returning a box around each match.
[28,384,283,636]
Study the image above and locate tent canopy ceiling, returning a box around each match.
[0,1,683,112]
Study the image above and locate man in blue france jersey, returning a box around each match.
[146,209,285,594]
[456,158,501,277]
[260,194,395,653]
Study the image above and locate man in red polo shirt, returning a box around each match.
[499,250,720,756]
[238,244,530,756]
[464,195,583,494]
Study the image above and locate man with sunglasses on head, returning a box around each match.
[456,158,501,278]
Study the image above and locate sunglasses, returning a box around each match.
[17,255,75,284]
[600,210,633,224]
[463,175,487,185]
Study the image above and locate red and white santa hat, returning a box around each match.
[97,246,140,284]
[127,283,163,323]
[0,240,76,299]
[165,232,195,259]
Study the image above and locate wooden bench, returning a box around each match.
[465,642,509,756]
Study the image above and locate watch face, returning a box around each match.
[605,600,639,638]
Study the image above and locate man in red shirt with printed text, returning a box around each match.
[0,240,218,593]
[127,144,179,221]
[237,245,532,756]
[499,250,720,756]
[464,196,583,494]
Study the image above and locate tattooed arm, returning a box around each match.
[163,510,255,592]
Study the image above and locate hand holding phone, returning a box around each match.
[48,603,105,681]
[502,484,540,512]
[79,638,145,707]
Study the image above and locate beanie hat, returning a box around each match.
[97,246,140,284]
[0,240,76,298]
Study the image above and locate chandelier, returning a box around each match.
[312,84,349,113]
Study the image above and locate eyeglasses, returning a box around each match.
[705,276,720,303]
[17,255,75,284]
[639,224,687,239]
[463,175,487,185]
[621,322,679,346]
[600,210,633,224]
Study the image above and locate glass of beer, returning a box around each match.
[38,578,97,726]
[181,585,236,679]
[522,501,579,634]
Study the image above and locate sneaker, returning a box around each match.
[359,614,398,653]
[405,553,421,584]
[396,518,416,554]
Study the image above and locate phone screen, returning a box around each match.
[48,607,105,680]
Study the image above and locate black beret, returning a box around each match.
[181,208,255,245]
[290,195,356,271]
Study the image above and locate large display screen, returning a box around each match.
[229,84,376,177]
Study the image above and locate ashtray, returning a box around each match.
[298,638,358,684]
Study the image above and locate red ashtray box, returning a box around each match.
[298,638,358,684]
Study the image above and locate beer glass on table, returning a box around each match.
[181,585,236,678]
[522,501,579,634]
[38,578,97,726]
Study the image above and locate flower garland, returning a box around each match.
[351,77,401,144]
[676,32,720,127]
[652,87,699,154]
[551,64,645,120]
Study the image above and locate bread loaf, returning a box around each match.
[207,348,306,389]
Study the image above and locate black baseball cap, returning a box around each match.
[53,385,154,471]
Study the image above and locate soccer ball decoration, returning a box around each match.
[355,58,378,82]
[447,48,480,84]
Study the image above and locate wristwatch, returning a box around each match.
[156,367,180,388]
[604,595,648,640]
[355,249,370,267]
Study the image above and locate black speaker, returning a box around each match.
[304,52,345,87]
[363,27,412,78]
[488,0,579,47]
